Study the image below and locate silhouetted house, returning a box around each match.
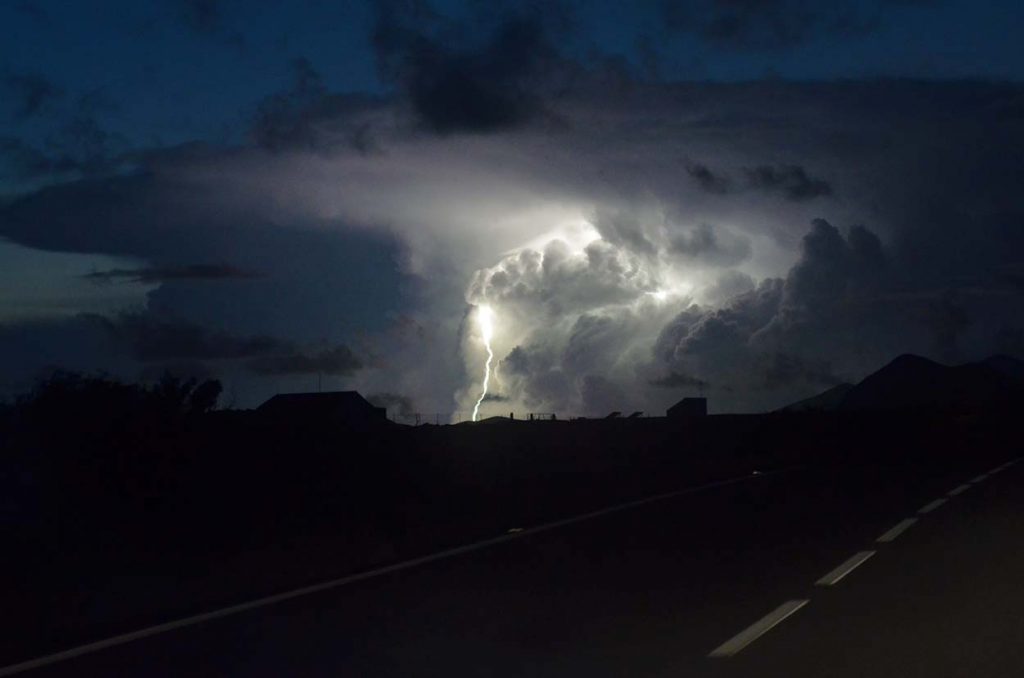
[667,397,707,418]
[258,391,387,427]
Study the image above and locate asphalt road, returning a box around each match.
[6,449,1022,677]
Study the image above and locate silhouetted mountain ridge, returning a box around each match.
[783,354,1024,413]
[779,382,854,413]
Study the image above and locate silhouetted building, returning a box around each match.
[667,397,707,418]
[258,391,387,427]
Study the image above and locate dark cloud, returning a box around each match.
[591,209,658,256]
[89,312,286,362]
[372,2,568,134]
[685,162,731,194]
[563,314,633,375]
[1,173,199,257]
[52,92,124,166]
[686,161,832,201]
[659,0,919,51]
[246,345,362,376]
[3,77,1024,414]
[579,373,623,415]
[367,392,416,416]
[777,219,885,313]
[742,164,833,201]
[252,57,327,150]
[498,344,575,411]
[0,91,126,185]
[0,316,131,397]
[82,264,259,285]
[178,0,222,33]
[85,311,364,379]
[669,224,752,266]
[760,352,842,390]
[645,213,1007,410]
[137,360,216,383]
[0,137,80,183]
[502,345,534,376]
[703,270,757,305]
[12,1,50,25]
[3,73,62,120]
[173,0,246,49]
[649,370,709,389]
[651,219,901,408]
[251,58,384,153]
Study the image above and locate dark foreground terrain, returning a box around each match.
[10,437,1023,678]
[1,402,1021,675]
[1,363,1022,675]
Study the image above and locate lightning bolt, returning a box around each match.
[472,304,495,422]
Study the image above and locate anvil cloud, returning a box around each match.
[1,4,1023,415]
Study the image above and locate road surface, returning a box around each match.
[4,450,1022,677]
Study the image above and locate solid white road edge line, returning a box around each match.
[948,484,971,497]
[0,469,788,677]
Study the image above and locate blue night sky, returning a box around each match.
[4,1,1022,150]
[2,0,1024,415]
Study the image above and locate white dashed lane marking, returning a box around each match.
[708,600,810,658]
[970,473,989,484]
[917,498,947,514]
[877,518,918,543]
[0,470,785,677]
[948,484,971,497]
[815,551,876,587]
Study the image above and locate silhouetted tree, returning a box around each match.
[188,379,223,414]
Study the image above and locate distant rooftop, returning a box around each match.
[258,391,386,423]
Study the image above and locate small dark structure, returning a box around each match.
[667,397,707,418]
[258,391,387,427]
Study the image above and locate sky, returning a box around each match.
[1,0,1023,417]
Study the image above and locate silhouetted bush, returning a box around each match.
[5,372,222,520]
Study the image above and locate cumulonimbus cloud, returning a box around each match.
[2,75,1023,413]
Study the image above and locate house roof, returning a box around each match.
[257,391,383,416]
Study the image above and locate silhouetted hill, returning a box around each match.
[840,354,1023,412]
[978,354,1024,381]
[778,382,854,413]
[781,354,1024,413]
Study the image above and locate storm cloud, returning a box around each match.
[83,264,258,285]
[372,2,568,134]
[2,76,1023,414]
[88,312,286,363]
[687,162,833,201]
[659,0,926,51]
[247,345,362,377]
[3,72,61,120]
